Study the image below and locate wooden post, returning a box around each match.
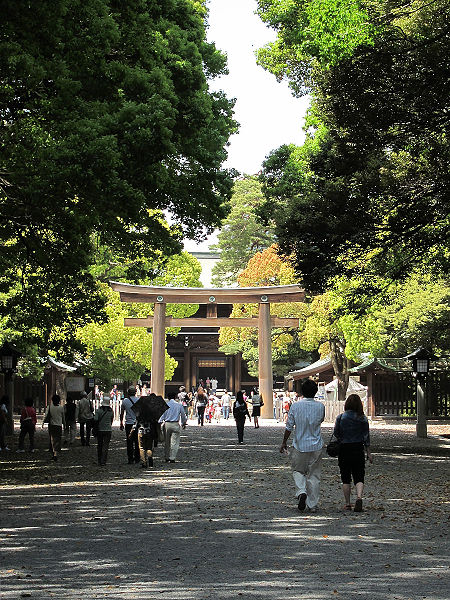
[151,302,166,397]
[234,353,241,396]
[258,302,273,419]
[183,348,190,393]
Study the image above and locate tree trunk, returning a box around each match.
[329,338,350,403]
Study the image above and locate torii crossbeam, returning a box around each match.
[110,282,305,418]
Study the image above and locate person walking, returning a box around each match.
[42,394,66,461]
[17,397,37,453]
[221,390,231,420]
[120,386,140,464]
[195,387,207,426]
[334,394,373,512]
[130,406,160,469]
[279,379,325,513]
[178,386,189,418]
[63,397,78,446]
[78,391,94,446]
[159,391,187,463]
[0,395,10,451]
[211,377,218,395]
[250,388,263,428]
[93,396,114,466]
[233,391,251,444]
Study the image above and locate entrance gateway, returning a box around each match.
[110,282,305,419]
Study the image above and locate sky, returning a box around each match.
[184,0,309,252]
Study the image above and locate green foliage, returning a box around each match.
[256,0,379,95]
[0,0,236,362]
[210,177,276,286]
[257,0,449,294]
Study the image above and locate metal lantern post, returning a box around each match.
[404,347,435,439]
[0,341,21,435]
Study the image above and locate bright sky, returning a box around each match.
[184,0,309,252]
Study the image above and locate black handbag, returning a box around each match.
[326,438,341,457]
[326,414,342,457]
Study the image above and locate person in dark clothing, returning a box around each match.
[233,390,251,444]
[17,397,37,453]
[130,413,160,468]
[93,397,114,466]
[334,394,373,512]
[195,387,207,426]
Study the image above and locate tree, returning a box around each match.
[77,252,202,388]
[218,245,310,377]
[210,176,276,286]
[0,0,237,358]
[256,0,450,292]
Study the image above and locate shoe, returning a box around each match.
[169,459,175,463]
[165,459,170,462]
[141,463,147,469]
[16,449,25,453]
[53,455,58,461]
[298,493,307,511]
[343,504,353,511]
[4,447,10,451]
[307,506,318,513]
[354,498,363,512]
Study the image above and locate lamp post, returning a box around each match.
[404,347,435,438]
[0,341,21,435]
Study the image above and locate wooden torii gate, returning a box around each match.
[110,282,305,419]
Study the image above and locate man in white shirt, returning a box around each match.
[159,391,187,463]
[221,390,231,420]
[211,377,218,395]
[279,379,325,512]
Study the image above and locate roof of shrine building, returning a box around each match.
[109,282,305,304]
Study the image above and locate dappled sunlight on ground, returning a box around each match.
[0,421,448,599]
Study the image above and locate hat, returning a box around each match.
[101,397,110,407]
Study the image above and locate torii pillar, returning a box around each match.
[258,301,273,418]
[109,282,305,419]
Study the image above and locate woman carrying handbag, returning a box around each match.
[333,394,373,512]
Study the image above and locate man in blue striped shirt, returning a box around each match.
[280,379,325,512]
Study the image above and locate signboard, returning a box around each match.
[88,378,95,388]
[66,376,85,393]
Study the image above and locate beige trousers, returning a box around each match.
[164,421,181,461]
[291,447,323,509]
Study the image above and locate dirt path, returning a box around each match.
[1,420,449,599]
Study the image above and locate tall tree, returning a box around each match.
[210,176,276,286]
[0,0,237,357]
[256,0,450,292]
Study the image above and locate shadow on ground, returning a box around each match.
[0,424,449,599]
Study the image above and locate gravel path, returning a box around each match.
[1,420,449,600]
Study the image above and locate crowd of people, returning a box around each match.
[1,380,373,512]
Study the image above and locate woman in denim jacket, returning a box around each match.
[334,394,373,512]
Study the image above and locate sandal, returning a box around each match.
[343,504,353,510]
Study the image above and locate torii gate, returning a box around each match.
[110,282,305,419]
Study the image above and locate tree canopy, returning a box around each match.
[210,176,276,286]
[257,0,449,295]
[0,0,237,359]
